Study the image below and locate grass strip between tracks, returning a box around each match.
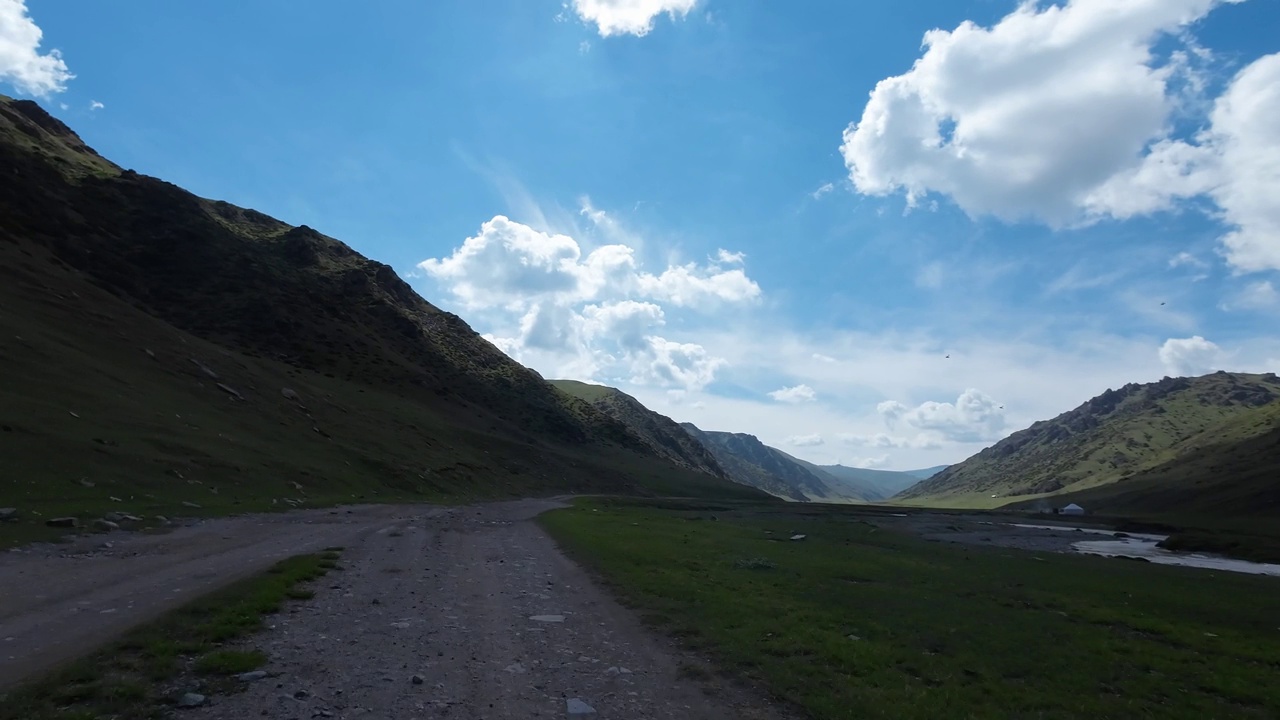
[540,497,1280,720]
[0,549,342,720]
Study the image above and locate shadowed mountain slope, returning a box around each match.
[680,425,878,502]
[549,380,727,479]
[0,96,764,533]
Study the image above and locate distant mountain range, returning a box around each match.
[899,372,1280,517]
[680,424,942,502]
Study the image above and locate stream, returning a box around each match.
[1011,523,1280,576]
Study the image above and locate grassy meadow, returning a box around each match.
[541,498,1280,720]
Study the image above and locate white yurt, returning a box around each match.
[1059,503,1085,516]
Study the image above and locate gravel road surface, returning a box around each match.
[0,504,412,691]
[2,500,791,719]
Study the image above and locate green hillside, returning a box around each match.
[898,372,1280,511]
[1005,400,1280,518]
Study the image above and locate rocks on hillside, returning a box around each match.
[45,517,78,528]
[0,508,17,522]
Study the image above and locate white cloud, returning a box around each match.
[419,216,596,309]
[1168,251,1208,270]
[839,0,1233,225]
[1222,281,1279,311]
[812,353,837,363]
[811,182,835,200]
[876,400,908,428]
[420,215,757,311]
[878,389,1006,443]
[847,455,890,470]
[1159,335,1223,376]
[0,0,73,96]
[571,0,698,37]
[768,384,817,404]
[1202,53,1280,272]
[636,262,760,307]
[715,248,745,265]
[638,337,724,390]
[422,213,752,392]
[786,433,824,447]
[837,432,942,450]
[89,99,103,111]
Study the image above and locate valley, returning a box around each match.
[1,91,1278,720]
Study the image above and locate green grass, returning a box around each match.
[541,498,1280,720]
[0,552,338,720]
[193,650,266,675]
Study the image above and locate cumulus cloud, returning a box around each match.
[837,432,942,450]
[571,0,698,37]
[841,2,1280,274]
[768,384,817,404]
[1159,336,1223,376]
[847,455,890,469]
[841,0,1231,223]
[422,213,755,392]
[1200,53,1280,272]
[635,337,725,390]
[0,0,73,96]
[876,400,908,428]
[420,215,757,310]
[875,390,1005,443]
[786,433,824,447]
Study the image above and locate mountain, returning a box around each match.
[0,95,764,526]
[898,372,1280,510]
[549,380,727,479]
[680,425,877,502]
[819,465,929,498]
[1005,399,1280,517]
[902,465,949,480]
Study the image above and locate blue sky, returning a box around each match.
[5,0,1279,470]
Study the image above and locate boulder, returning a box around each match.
[281,388,301,402]
[0,508,17,522]
[176,692,206,708]
[93,519,120,532]
[46,517,78,528]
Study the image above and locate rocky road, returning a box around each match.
[2,500,791,719]
[0,504,411,691]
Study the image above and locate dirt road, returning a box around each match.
[0,504,414,691]
[1,500,789,718]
